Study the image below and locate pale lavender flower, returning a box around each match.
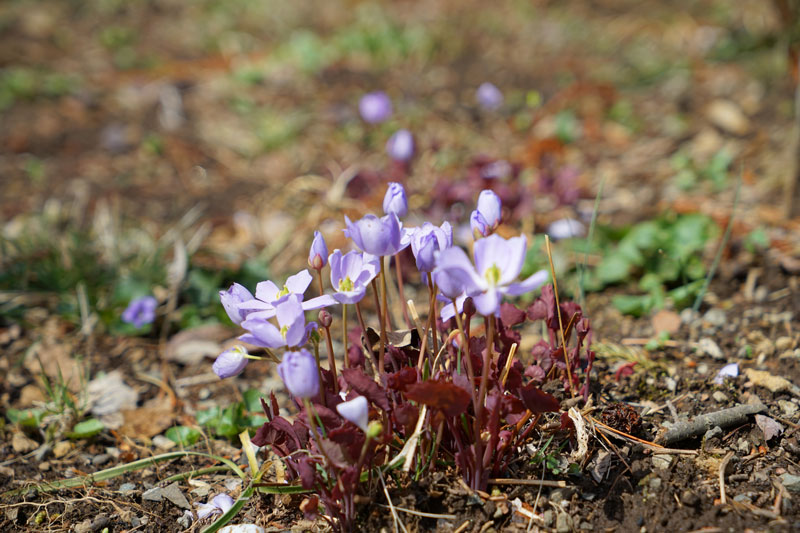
[383,182,408,218]
[344,213,405,256]
[196,494,234,520]
[239,294,317,349]
[219,283,254,325]
[243,269,335,319]
[278,348,320,399]
[212,346,249,379]
[713,362,739,385]
[434,234,548,316]
[359,91,392,124]
[439,292,468,322]
[470,190,502,238]
[308,231,328,270]
[547,218,586,240]
[336,396,369,432]
[122,296,157,328]
[328,250,379,304]
[410,221,453,273]
[386,129,414,162]
[476,82,503,110]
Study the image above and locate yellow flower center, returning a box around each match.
[280,325,289,338]
[278,285,291,298]
[338,277,354,292]
[485,264,501,286]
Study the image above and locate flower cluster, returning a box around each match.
[213,181,594,531]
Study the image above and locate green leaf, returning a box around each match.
[165,426,201,446]
[66,418,104,440]
[196,406,222,426]
[612,294,652,316]
[595,254,631,285]
[6,408,44,428]
[243,389,264,413]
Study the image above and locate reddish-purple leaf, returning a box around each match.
[518,383,560,413]
[500,303,526,327]
[405,379,471,418]
[342,368,390,411]
[386,367,417,392]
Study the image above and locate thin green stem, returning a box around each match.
[427,273,439,356]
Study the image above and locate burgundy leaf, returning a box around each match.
[405,379,472,418]
[298,404,342,431]
[500,303,526,327]
[342,367,390,411]
[394,403,419,434]
[518,383,560,413]
[387,367,417,392]
[292,457,316,490]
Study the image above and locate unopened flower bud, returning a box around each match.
[462,296,476,317]
[277,349,320,399]
[318,309,333,328]
[366,420,383,440]
[308,231,328,271]
[383,182,408,218]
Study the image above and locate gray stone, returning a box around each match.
[704,426,723,441]
[543,510,555,527]
[550,488,575,503]
[652,454,673,470]
[733,493,752,504]
[712,391,729,403]
[698,338,724,360]
[142,487,163,502]
[556,512,573,533]
[118,483,136,494]
[703,309,726,327]
[92,454,111,466]
[648,477,662,491]
[781,473,800,493]
[779,400,798,417]
[162,482,191,510]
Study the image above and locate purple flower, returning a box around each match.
[122,296,157,328]
[278,348,320,399]
[328,250,379,304]
[434,234,548,316]
[308,231,328,270]
[243,269,335,319]
[439,292,468,322]
[239,294,317,349]
[410,221,453,273]
[219,283,254,325]
[386,129,414,162]
[336,395,369,432]
[359,91,392,124]
[212,346,249,379]
[344,213,405,256]
[713,362,739,385]
[470,190,502,238]
[476,82,503,110]
[547,218,586,240]
[383,182,408,218]
[196,493,234,520]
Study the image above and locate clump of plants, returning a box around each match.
[214,183,594,530]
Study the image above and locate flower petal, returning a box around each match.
[285,270,313,295]
[506,269,549,296]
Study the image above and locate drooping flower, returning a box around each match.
[308,231,328,271]
[122,296,158,328]
[239,294,317,349]
[383,182,408,218]
[277,348,320,399]
[386,129,414,162]
[476,82,503,110]
[439,292,468,322]
[359,91,392,124]
[470,189,502,238]
[336,395,369,432]
[219,283,254,325]
[410,221,453,273]
[328,250,380,304]
[434,234,548,316]
[212,346,249,379]
[547,218,586,240]
[196,494,234,520]
[344,213,405,256]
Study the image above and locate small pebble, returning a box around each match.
[11,432,38,453]
[697,363,709,375]
[118,483,136,495]
[92,454,111,466]
[556,512,573,533]
[142,487,163,502]
[698,338,724,360]
[153,435,176,450]
[703,309,726,327]
[38,462,50,472]
[53,441,71,458]
[681,489,700,507]
[780,473,800,493]
[733,493,752,503]
[652,455,673,470]
[776,337,793,351]
[779,400,798,417]
[712,391,729,403]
